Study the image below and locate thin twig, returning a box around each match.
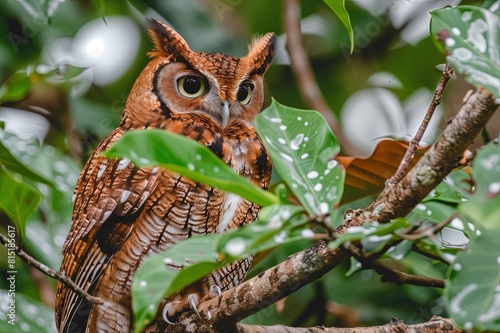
[0,232,103,305]
[282,0,355,154]
[348,243,445,288]
[398,213,457,241]
[367,87,498,223]
[382,63,454,195]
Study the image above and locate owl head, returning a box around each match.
[123,19,276,129]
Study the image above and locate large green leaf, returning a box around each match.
[131,204,308,333]
[430,6,500,97]
[0,169,41,240]
[0,139,54,186]
[324,0,353,54]
[459,142,500,230]
[103,129,278,207]
[445,229,500,331]
[255,99,344,219]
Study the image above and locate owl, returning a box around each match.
[55,19,275,332]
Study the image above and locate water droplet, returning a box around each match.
[163,258,173,264]
[213,166,219,173]
[290,133,304,151]
[270,117,282,123]
[445,37,455,47]
[327,160,337,169]
[187,163,195,171]
[301,229,314,238]
[196,154,202,161]
[301,153,308,159]
[307,171,319,179]
[451,27,461,35]
[319,202,329,214]
[278,138,286,145]
[304,122,309,126]
[453,263,462,271]
[140,280,147,287]
[273,231,287,243]
[224,237,247,256]
[279,152,293,162]
[451,218,464,230]
[297,116,302,121]
[152,166,160,174]
[416,203,426,211]
[489,182,500,195]
[279,125,287,130]
[314,183,322,192]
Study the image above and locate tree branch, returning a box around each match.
[0,232,103,305]
[383,63,454,192]
[235,316,460,333]
[282,0,355,154]
[367,86,498,223]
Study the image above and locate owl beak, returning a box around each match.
[221,100,230,127]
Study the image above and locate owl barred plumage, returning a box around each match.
[55,19,275,332]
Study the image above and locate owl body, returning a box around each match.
[55,20,275,332]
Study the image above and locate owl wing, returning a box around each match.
[55,129,161,332]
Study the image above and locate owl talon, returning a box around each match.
[209,285,223,306]
[188,294,202,320]
[162,302,180,325]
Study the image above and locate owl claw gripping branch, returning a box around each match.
[55,19,275,332]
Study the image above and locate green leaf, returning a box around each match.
[324,0,354,54]
[0,71,31,104]
[132,204,308,333]
[0,139,54,186]
[0,169,41,240]
[131,234,221,333]
[329,218,408,250]
[255,99,344,219]
[459,142,500,230]
[430,6,500,97]
[0,290,57,333]
[103,129,278,207]
[445,229,500,331]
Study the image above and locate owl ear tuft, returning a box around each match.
[245,33,277,75]
[147,19,192,60]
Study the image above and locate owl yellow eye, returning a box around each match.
[237,83,254,105]
[177,75,207,98]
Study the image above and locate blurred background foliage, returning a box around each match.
[0,0,498,332]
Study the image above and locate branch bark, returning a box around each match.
[236,316,460,333]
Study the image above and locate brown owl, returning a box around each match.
[55,19,275,332]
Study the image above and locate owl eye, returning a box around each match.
[177,75,207,98]
[236,83,254,105]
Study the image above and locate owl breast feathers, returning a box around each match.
[55,19,275,333]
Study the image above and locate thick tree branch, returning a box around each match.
[236,316,460,333]
[0,232,103,305]
[366,86,498,223]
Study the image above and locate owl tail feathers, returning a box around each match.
[245,32,277,75]
[146,18,192,60]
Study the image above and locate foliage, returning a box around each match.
[0,1,499,333]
